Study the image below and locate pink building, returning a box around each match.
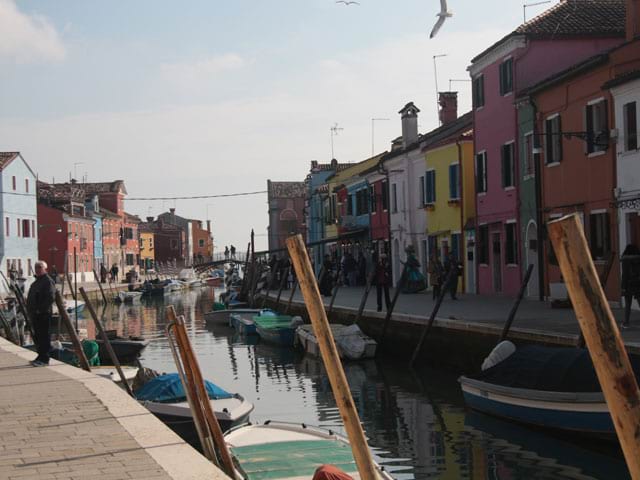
[469,0,625,295]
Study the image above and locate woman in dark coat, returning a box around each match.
[621,244,640,328]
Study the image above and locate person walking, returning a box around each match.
[224,246,229,260]
[100,263,108,283]
[230,245,236,259]
[319,254,334,297]
[110,264,119,284]
[26,260,56,367]
[428,254,443,300]
[444,255,461,300]
[374,254,391,312]
[621,244,640,328]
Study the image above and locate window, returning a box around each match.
[11,176,16,190]
[472,75,485,108]
[124,227,134,240]
[126,254,135,266]
[624,101,638,151]
[381,180,388,210]
[586,99,608,154]
[589,212,611,260]
[199,239,205,248]
[16,219,20,237]
[31,220,35,238]
[392,183,398,213]
[22,219,30,238]
[478,225,489,264]
[505,223,518,264]
[449,164,460,200]
[425,170,436,204]
[369,185,377,213]
[25,179,29,193]
[330,194,337,222]
[544,115,562,164]
[451,233,461,261]
[5,217,8,236]
[501,143,515,188]
[355,188,368,216]
[476,152,487,193]
[499,58,513,95]
[346,193,353,216]
[419,176,425,206]
[523,133,536,177]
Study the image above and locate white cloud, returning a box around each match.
[160,53,249,87]
[0,0,66,63]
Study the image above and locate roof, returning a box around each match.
[602,68,640,89]
[471,0,625,63]
[37,180,127,205]
[0,152,19,171]
[267,181,306,199]
[81,180,127,195]
[124,212,141,223]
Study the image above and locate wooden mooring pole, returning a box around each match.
[287,234,378,480]
[55,291,91,372]
[499,263,534,342]
[355,270,376,326]
[548,214,640,477]
[93,269,109,305]
[273,266,289,310]
[379,264,408,345]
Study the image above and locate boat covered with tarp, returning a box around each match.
[459,342,640,438]
[296,323,377,360]
[254,315,303,347]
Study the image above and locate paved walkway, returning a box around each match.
[274,286,640,348]
[0,337,228,480]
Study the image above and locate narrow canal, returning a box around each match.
[92,287,628,480]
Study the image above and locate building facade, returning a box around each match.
[266,180,306,253]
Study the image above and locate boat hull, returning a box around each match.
[256,325,296,347]
[296,324,377,360]
[459,376,614,438]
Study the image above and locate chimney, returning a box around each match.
[169,208,175,215]
[627,0,640,41]
[207,220,211,232]
[146,216,153,223]
[399,102,420,148]
[438,92,458,125]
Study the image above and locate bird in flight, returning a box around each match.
[336,0,360,5]
[430,0,453,38]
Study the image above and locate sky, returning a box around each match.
[0,0,559,251]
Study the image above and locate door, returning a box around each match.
[526,222,539,298]
[466,232,476,294]
[492,232,502,293]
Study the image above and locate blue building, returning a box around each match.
[86,195,104,273]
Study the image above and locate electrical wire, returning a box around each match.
[126,190,267,201]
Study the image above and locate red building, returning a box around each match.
[142,218,186,265]
[191,219,213,263]
[267,180,306,252]
[528,11,640,302]
[361,166,390,258]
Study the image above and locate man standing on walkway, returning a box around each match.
[26,260,56,367]
[444,255,460,300]
[230,245,236,260]
[375,254,391,312]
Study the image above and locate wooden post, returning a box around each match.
[284,279,298,314]
[166,306,236,476]
[287,234,378,480]
[79,287,133,397]
[409,267,456,366]
[355,270,376,326]
[548,214,640,477]
[261,264,275,309]
[274,266,290,310]
[93,269,109,305]
[249,264,263,308]
[328,266,342,315]
[379,264,408,344]
[55,291,91,372]
[499,263,535,342]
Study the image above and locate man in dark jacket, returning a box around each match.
[374,254,391,312]
[26,260,56,366]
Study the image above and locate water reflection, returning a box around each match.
[92,287,627,480]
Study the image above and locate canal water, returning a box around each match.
[92,287,628,480]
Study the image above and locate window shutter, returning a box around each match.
[419,176,425,205]
[501,146,507,187]
[586,104,594,153]
[602,99,609,151]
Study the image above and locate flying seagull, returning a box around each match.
[430,0,453,38]
[336,0,360,5]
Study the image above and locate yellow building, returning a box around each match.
[423,112,473,292]
[139,229,155,271]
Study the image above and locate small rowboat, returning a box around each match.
[254,315,302,347]
[229,309,277,335]
[205,308,263,325]
[296,324,377,360]
[115,291,143,303]
[224,421,394,480]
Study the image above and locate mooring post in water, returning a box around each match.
[274,265,290,310]
[548,214,640,477]
[285,279,298,314]
[80,287,133,397]
[499,263,534,342]
[287,234,379,480]
[250,264,263,308]
[355,270,376,326]
[93,269,108,305]
[327,265,342,315]
[55,291,91,372]
[379,263,408,345]
[409,267,457,367]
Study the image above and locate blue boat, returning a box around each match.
[459,343,640,439]
[229,309,276,335]
[253,315,302,347]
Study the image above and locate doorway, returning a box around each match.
[526,221,539,298]
[492,232,502,293]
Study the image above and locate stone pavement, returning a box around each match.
[277,286,640,349]
[0,337,228,480]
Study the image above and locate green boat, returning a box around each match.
[224,421,393,480]
[253,315,300,347]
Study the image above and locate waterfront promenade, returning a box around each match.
[278,286,640,349]
[0,337,227,480]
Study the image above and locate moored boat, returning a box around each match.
[63,334,149,364]
[229,309,276,335]
[224,421,394,480]
[136,373,254,447]
[204,307,262,325]
[115,290,143,303]
[296,323,377,360]
[254,315,303,347]
[459,342,640,439]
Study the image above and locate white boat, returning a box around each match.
[296,324,377,360]
[163,279,186,294]
[93,365,139,389]
[179,268,204,288]
[204,308,263,325]
[52,299,86,316]
[224,421,394,480]
[116,291,143,303]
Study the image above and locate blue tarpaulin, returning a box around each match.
[135,373,233,402]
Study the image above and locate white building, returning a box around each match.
[0,152,38,293]
[611,75,640,308]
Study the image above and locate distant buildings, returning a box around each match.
[266,180,306,252]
